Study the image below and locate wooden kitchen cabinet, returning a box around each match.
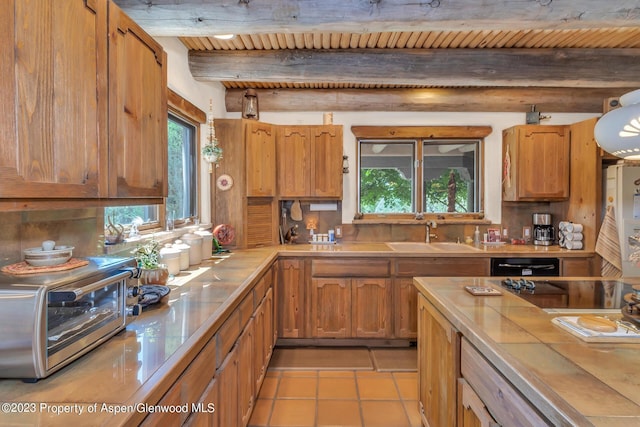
[277,258,306,338]
[394,278,419,339]
[458,378,498,427]
[309,259,391,339]
[214,119,277,248]
[0,0,107,199]
[277,125,343,199]
[418,293,460,427]
[108,1,168,198]
[0,0,167,206]
[460,338,550,426]
[502,125,570,201]
[238,317,255,426]
[311,277,351,338]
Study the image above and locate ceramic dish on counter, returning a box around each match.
[23,245,74,267]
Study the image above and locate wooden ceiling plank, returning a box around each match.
[189,48,640,88]
[113,0,640,37]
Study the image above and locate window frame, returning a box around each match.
[352,125,491,222]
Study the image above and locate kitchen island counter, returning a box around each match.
[414,276,640,426]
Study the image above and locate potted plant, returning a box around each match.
[202,142,223,164]
[132,239,169,285]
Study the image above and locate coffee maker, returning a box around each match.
[533,213,554,245]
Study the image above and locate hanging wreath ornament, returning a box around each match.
[202,99,223,173]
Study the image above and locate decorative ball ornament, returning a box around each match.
[213,224,235,245]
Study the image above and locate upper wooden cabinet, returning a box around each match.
[108,1,167,198]
[0,0,107,199]
[0,0,166,205]
[502,125,570,201]
[213,119,277,248]
[277,125,343,199]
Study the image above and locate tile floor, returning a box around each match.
[248,347,421,427]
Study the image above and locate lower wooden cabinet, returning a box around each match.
[150,267,275,427]
[418,293,460,427]
[309,277,391,338]
[277,258,306,338]
[460,339,549,426]
[394,278,418,339]
[458,378,498,427]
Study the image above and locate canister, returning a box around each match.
[195,228,214,260]
[181,233,203,265]
[173,239,191,270]
[159,244,181,275]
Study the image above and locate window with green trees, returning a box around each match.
[359,139,481,215]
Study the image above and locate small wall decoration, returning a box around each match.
[216,174,234,191]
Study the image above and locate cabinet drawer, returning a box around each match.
[239,292,254,329]
[461,339,549,426]
[312,259,390,277]
[396,258,489,277]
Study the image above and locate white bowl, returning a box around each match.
[23,245,74,267]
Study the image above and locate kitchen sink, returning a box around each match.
[386,242,480,252]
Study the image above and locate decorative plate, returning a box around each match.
[216,174,234,191]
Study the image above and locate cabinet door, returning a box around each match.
[108,2,167,198]
[253,294,266,391]
[311,125,343,198]
[216,345,239,427]
[246,121,275,196]
[352,278,391,338]
[277,259,306,338]
[277,126,310,197]
[238,317,254,427]
[0,0,107,198]
[418,294,459,427]
[311,278,351,338]
[394,278,418,339]
[503,125,569,201]
[458,379,498,427]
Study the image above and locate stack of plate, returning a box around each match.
[23,245,74,267]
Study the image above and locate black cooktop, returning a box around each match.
[498,278,632,310]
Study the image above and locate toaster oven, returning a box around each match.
[0,256,140,381]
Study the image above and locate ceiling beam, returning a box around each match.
[190,48,640,88]
[224,87,628,113]
[113,0,640,37]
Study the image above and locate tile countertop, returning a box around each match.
[413,276,640,427]
[0,243,594,425]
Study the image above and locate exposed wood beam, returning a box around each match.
[113,0,640,37]
[190,48,640,88]
[224,87,629,113]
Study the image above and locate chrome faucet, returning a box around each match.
[425,221,437,243]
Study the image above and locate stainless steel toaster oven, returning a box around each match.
[0,256,140,381]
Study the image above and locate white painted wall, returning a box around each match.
[158,37,600,226]
[156,37,225,225]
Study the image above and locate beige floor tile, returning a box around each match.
[248,398,273,427]
[360,400,410,427]
[357,376,400,400]
[257,375,280,399]
[269,399,316,427]
[394,374,418,401]
[276,376,318,399]
[316,400,362,427]
[318,377,358,399]
[370,348,417,371]
[318,370,356,378]
[403,400,422,427]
